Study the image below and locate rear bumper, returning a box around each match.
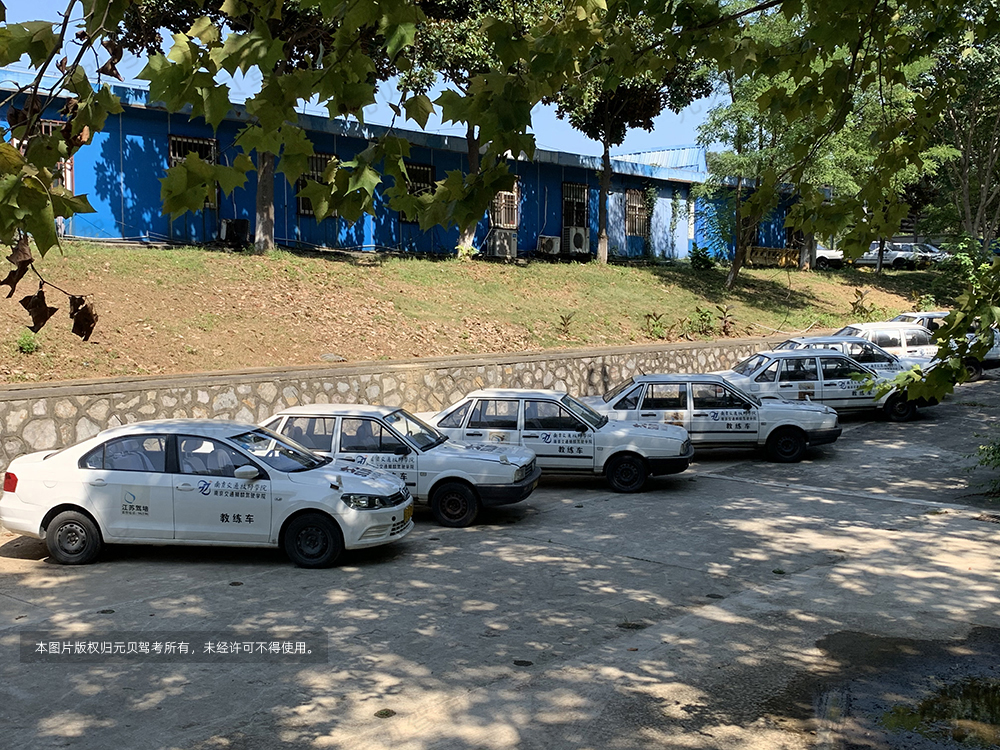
[477,467,542,507]
[647,443,695,476]
[806,428,843,447]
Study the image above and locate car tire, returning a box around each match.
[816,257,829,270]
[46,510,102,565]
[606,454,648,493]
[885,394,917,422]
[964,358,984,382]
[765,427,807,463]
[283,513,344,568]
[430,482,480,527]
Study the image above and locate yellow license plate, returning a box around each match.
[404,505,413,523]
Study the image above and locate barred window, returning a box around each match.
[40,120,73,191]
[168,135,218,208]
[490,179,519,230]
[404,163,434,196]
[297,154,336,217]
[625,188,650,238]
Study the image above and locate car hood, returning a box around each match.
[426,440,535,467]
[757,399,836,416]
[287,460,406,496]
[598,421,688,442]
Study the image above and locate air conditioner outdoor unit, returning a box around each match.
[536,235,561,255]
[566,226,590,255]
[484,229,518,260]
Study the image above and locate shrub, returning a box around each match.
[17,331,39,354]
[689,243,715,271]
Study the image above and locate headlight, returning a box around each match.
[341,493,393,510]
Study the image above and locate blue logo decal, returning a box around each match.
[124,491,136,504]
[541,433,552,443]
[197,480,211,496]
[710,412,720,421]
[355,455,367,465]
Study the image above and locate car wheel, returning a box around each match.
[283,513,344,568]
[816,257,829,270]
[892,257,907,270]
[606,454,648,493]
[430,482,480,527]
[46,510,102,565]
[964,358,984,382]
[765,427,807,463]
[885,394,917,422]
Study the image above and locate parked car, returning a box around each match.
[896,242,948,265]
[890,311,950,332]
[852,241,919,269]
[814,245,844,270]
[773,335,931,373]
[262,405,540,528]
[422,389,693,492]
[832,322,938,358]
[578,374,841,463]
[0,420,414,567]
[717,349,934,421]
[887,312,1000,380]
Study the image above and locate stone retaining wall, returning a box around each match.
[0,336,782,471]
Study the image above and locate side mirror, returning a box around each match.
[575,423,589,434]
[393,445,411,457]
[234,465,259,481]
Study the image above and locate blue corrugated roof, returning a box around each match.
[2,66,706,184]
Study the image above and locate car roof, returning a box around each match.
[631,373,730,384]
[756,348,848,358]
[784,335,871,345]
[840,321,933,332]
[465,388,568,399]
[98,419,258,439]
[894,311,949,319]
[274,404,399,417]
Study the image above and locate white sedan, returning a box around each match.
[0,420,414,567]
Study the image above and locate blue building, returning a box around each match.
[2,69,782,260]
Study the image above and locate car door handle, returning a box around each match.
[523,434,538,438]
[640,412,656,417]
[779,384,794,388]
[88,479,107,487]
[175,483,196,492]
[692,412,708,417]
[466,431,483,437]
[340,456,356,462]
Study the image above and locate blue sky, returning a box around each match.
[4,0,714,156]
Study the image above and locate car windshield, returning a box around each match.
[561,394,608,429]
[229,427,331,473]
[602,377,635,403]
[384,409,447,450]
[774,340,801,350]
[732,353,771,376]
[834,326,860,337]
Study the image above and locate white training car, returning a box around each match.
[262,405,540,528]
[579,374,841,463]
[423,388,693,493]
[773,335,931,373]
[891,311,1000,381]
[832,322,938,359]
[0,420,414,567]
[718,349,934,421]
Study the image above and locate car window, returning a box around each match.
[468,399,519,430]
[874,330,901,349]
[179,437,253,477]
[612,385,644,410]
[906,329,932,346]
[438,401,471,429]
[847,342,892,363]
[230,428,323,473]
[779,357,819,382]
[602,378,636,404]
[732,353,770,376]
[820,357,867,380]
[755,360,779,383]
[82,436,168,472]
[692,384,748,410]
[641,383,687,410]
[524,400,583,430]
[340,418,405,453]
[279,417,336,452]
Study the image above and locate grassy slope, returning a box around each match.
[0,242,939,384]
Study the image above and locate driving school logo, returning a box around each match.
[198,480,212,496]
[541,433,552,443]
[710,412,720,421]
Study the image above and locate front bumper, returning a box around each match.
[647,442,695,477]
[477,466,543,507]
[344,500,415,549]
[806,427,843,447]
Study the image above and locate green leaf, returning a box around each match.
[403,94,434,129]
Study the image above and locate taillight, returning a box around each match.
[2,472,16,494]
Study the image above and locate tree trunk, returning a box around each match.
[876,237,885,274]
[254,151,275,255]
[457,123,481,253]
[799,233,815,271]
[725,178,746,290]
[597,140,611,264]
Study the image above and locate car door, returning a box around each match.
[872,329,904,357]
[521,399,595,471]
[81,435,174,539]
[743,358,781,398]
[844,340,899,373]
[603,383,645,420]
[776,356,821,402]
[904,328,936,358]
[637,382,690,430]
[461,398,521,445]
[276,416,338,453]
[335,417,419,492]
[818,356,877,410]
[689,382,759,446]
[173,436,271,542]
